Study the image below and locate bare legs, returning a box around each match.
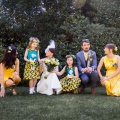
[5,75,21,95]
[29,79,37,94]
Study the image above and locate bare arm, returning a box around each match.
[15,58,20,75]
[0,63,5,97]
[105,56,120,80]
[0,63,4,87]
[56,66,66,76]
[24,49,29,62]
[97,57,104,80]
[37,50,41,62]
[39,62,43,74]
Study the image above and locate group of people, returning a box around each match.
[0,37,120,97]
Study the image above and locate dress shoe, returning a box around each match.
[91,88,96,94]
[80,88,85,93]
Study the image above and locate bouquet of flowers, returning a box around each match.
[44,58,59,72]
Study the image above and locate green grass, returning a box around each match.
[0,87,120,120]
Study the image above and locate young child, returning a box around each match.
[0,46,21,96]
[24,37,40,94]
[55,55,81,94]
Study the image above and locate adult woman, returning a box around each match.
[97,44,120,96]
[37,40,62,95]
[0,46,21,95]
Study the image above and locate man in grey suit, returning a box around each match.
[76,39,99,94]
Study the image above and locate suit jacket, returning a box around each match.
[76,50,97,74]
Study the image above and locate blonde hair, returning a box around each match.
[27,37,39,51]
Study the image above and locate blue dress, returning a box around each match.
[60,67,81,93]
[24,49,40,80]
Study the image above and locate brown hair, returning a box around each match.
[82,39,90,45]
[49,48,56,57]
[65,55,76,67]
[27,37,39,51]
[1,46,17,69]
[105,44,117,53]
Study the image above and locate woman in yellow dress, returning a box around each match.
[0,46,21,96]
[97,44,120,96]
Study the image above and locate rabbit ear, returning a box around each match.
[45,40,55,53]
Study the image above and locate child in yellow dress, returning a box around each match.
[55,55,81,94]
[24,37,40,94]
[0,46,21,96]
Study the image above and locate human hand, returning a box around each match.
[39,60,43,65]
[86,67,93,73]
[103,77,108,81]
[51,69,57,73]
[13,71,18,76]
[82,68,88,73]
[100,76,104,81]
[67,75,73,79]
[0,87,5,97]
[30,60,34,63]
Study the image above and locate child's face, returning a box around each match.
[66,57,73,66]
[31,42,38,49]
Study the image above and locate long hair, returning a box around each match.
[27,37,39,51]
[1,46,17,69]
[65,55,76,68]
[49,48,56,57]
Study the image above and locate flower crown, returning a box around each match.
[29,37,39,43]
[66,55,76,59]
[114,47,118,52]
[8,46,12,53]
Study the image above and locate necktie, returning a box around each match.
[84,52,88,61]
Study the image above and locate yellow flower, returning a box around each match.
[45,59,48,63]
[55,62,59,66]
[50,60,54,65]
[114,47,118,52]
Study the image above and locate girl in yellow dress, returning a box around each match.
[97,44,120,96]
[0,46,21,96]
[24,37,40,94]
[55,55,81,94]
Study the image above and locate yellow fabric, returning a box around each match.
[4,65,15,82]
[104,55,120,96]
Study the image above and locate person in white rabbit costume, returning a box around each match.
[37,40,62,95]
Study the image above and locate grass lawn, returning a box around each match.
[0,87,120,120]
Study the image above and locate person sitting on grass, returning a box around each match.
[0,46,21,96]
[55,55,81,94]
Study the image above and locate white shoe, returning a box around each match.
[33,89,36,93]
[32,87,36,94]
[29,89,33,94]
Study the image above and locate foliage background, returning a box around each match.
[0,0,120,85]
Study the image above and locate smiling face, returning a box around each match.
[81,42,90,52]
[66,57,73,66]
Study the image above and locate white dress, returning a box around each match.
[37,62,62,95]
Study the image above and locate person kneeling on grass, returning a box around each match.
[55,55,81,94]
[0,46,21,96]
